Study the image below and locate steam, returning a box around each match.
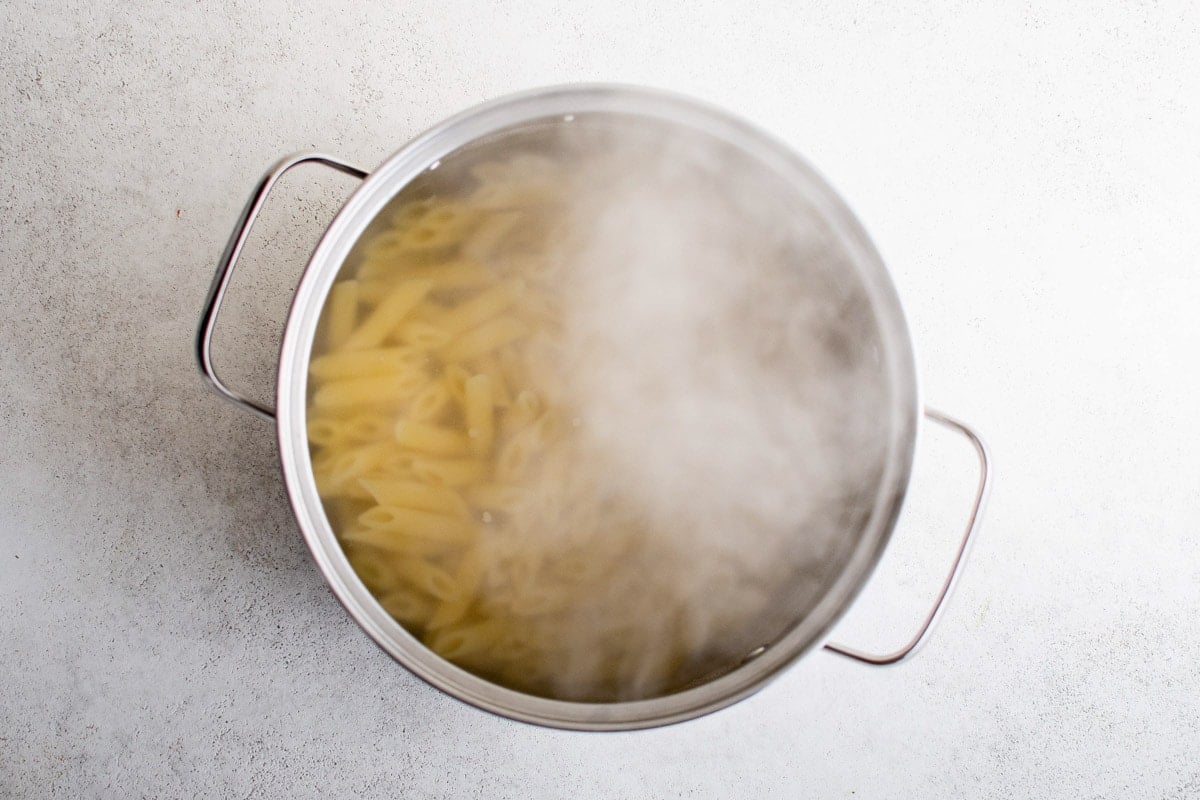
[472,118,889,701]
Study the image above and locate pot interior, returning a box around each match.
[280,87,918,727]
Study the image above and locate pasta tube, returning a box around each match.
[342,279,433,350]
[358,478,470,519]
[440,315,530,362]
[324,280,360,349]
[309,346,427,381]
[394,421,472,457]
[312,370,427,411]
[358,505,477,543]
[463,373,495,457]
[411,457,485,488]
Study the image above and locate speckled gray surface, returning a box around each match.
[2,2,1198,798]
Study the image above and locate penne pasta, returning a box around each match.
[342,279,433,350]
[407,381,452,423]
[426,620,505,665]
[411,457,485,488]
[358,505,477,543]
[358,478,471,519]
[309,346,428,381]
[320,442,398,486]
[377,587,436,627]
[465,355,511,404]
[397,320,452,350]
[400,557,461,601]
[393,203,477,255]
[390,198,437,228]
[344,542,404,594]
[463,373,495,457]
[308,153,780,702]
[312,370,427,411]
[461,211,524,261]
[468,182,553,210]
[495,424,542,483]
[417,258,496,291]
[512,389,542,425]
[443,364,472,404]
[440,315,530,362]
[324,280,360,349]
[427,548,483,630]
[307,417,347,448]
[431,279,522,336]
[342,525,461,560]
[342,414,394,444]
[394,420,472,457]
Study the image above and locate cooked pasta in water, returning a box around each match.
[308,121,889,701]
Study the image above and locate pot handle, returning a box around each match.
[196,152,369,421]
[823,407,992,665]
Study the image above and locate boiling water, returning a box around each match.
[307,115,890,701]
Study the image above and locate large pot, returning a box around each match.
[196,85,990,731]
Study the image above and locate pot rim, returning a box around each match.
[276,83,921,731]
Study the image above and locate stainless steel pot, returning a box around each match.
[196,85,991,731]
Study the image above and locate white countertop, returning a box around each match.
[2,2,1198,797]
